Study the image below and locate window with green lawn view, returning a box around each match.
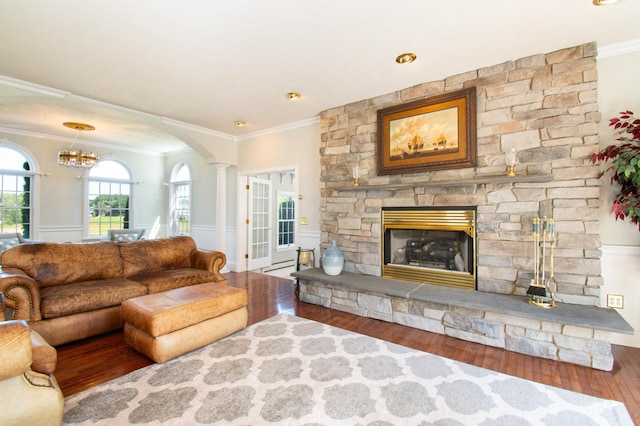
[277,191,295,249]
[0,146,33,238]
[87,160,133,237]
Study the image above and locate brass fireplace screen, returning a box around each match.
[382,207,477,290]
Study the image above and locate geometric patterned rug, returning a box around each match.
[63,314,634,425]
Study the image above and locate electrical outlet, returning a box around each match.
[607,294,624,309]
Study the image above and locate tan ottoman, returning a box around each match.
[121,283,248,363]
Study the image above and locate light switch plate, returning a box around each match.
[607,294,624,309]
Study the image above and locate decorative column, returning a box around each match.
[215,164,229,269]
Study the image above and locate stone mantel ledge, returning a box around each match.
[327,173,553,191]
[292,268,633,371]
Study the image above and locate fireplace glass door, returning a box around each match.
[382,207,476,290]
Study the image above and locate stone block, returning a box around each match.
[558,348,591,367]
[317,286,333,299]
[506,335,557,360]
[555,335,591,352]
[445,327,505,348]
[331,296,358,308]
[592,354,614,372]
[391,298,408,313]
[541,322,563,334]
[506,325,526,337]
[367,310,392,323]
[562,325,594,339]
[423,307,445,321]
[449,306,485,319]
[300,292,331,308]
[485,312,541,329]
[525,329,553,342]
[393,312,444,335]
[444,313,504,340]
[331,303,368,317]
[358,293,392,314]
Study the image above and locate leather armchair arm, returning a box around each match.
[0,268,42,321]
[191,250,227,283]
[0,320,32,381]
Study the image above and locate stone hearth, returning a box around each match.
[293,268,634,371]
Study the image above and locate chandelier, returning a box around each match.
[58,122,99,168]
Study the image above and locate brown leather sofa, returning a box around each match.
[0,236,227,346]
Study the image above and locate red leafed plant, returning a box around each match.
[589,110,640,231]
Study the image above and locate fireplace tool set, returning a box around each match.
[527,217,557,308]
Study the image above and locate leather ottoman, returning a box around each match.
[121,283,248,362]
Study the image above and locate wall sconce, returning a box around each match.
[505,148,517,177]
[352,166,360,186]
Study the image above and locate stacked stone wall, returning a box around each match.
[319,43,602,306]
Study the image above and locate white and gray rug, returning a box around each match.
[63,314,633,425]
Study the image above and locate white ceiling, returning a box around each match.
[0,0,639,154]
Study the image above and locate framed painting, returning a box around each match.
[377,87,477,175]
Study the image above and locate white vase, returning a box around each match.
[322,240,344,275]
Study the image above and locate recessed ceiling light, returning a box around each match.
[234,120,246,127]
[285,92,301,101]
[395,53,417,64]
[593,0,617,4]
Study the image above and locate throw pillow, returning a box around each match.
[0,237,20,253]
[111,232,141,242]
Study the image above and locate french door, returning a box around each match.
[246,177,272,270]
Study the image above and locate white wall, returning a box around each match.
[236,120,323,267]
[597,49,640,347]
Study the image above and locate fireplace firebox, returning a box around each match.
[382,207,476,290]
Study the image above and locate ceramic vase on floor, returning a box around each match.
[322,240,344,275]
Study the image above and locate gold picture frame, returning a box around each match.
[377,87,477,175]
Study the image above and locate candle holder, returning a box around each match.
[352,166,360,187]
[527,216,557,308]
[505,148,517,177]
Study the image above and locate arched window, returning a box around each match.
[87,160,133,237]
[0,146,34,238]
[170,164,191,235]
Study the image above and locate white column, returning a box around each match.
[215,164,229,257]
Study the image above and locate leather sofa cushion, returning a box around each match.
[30,330,57,374]
[0,321,32,381]
[39,278,147,319]
[119,236,195,278]
[131,268,216,294]
[1,241,123,287]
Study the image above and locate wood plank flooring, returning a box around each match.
[55,272,640,423]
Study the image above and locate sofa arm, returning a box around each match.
[0,268,42,321]
[191,250,227,282]
[0,321,32,381]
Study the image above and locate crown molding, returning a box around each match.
[598,38,640,58]
[0,75,71,98]
[235,116,320,142]
[0,126,168,157]
[160,116,234,141]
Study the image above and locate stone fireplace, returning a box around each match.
[382,207,476,290]
[318,42,604,307]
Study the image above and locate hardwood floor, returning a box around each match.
[56,271,640,423]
